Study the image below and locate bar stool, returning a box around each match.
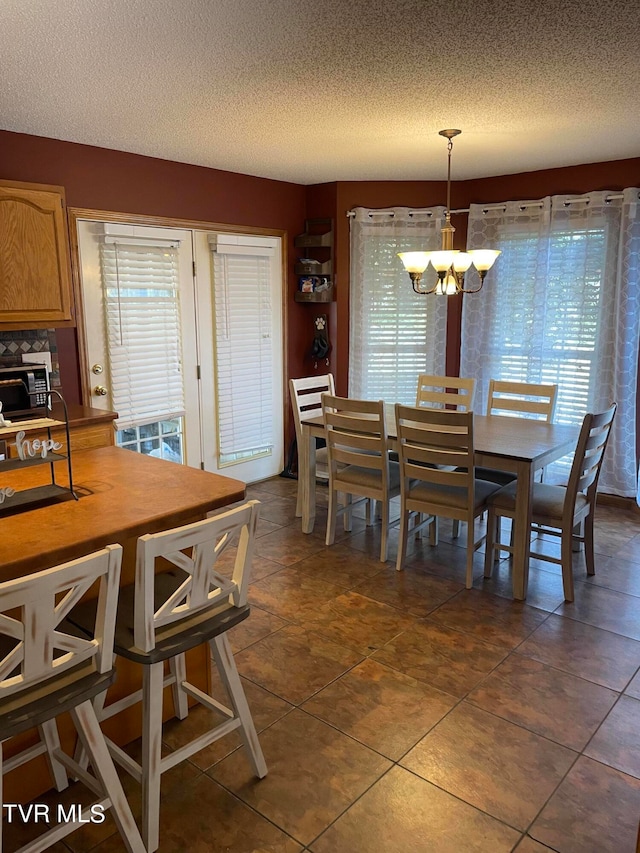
[0,545,145,853]
[71,499,266,853]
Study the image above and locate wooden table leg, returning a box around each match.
[512,461,534,600]
[300,424,317,534]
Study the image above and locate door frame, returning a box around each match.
[68,207,289,474]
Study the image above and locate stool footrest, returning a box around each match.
[180,680,234,719]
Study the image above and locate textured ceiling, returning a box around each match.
[1,0,639,184]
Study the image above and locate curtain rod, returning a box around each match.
[346,193,629,218]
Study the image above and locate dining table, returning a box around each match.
[298,409,579,600]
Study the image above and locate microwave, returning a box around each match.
[0,364,50,419]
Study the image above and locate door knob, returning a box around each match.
[92,364,104,375]
[94,385,108,396]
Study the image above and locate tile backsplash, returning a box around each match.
[0,329,61,386]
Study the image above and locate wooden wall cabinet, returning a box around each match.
[0,179,74,328]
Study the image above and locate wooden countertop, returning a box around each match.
[53,402,118,427]
[0,404,117,437]
[0,446,246,580]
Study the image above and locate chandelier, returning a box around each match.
[398,129,500,295]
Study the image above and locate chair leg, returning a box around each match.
[429,516,439,546]
[169,653,189,720]
[484,508,497,579]
[413,512,423,541]
[396,506,409,572]
[326,487,338,546]
[573,519,584,552]
[465,518,475,589]
[211,634,267,778]
[39,720,69,792]
[73,684,109,774]
[379,500,390,563]
[141,662,164,853]
[561,528,575,602]
[169,655,189,720]
[72,700,146,853]
[584,513,596,576]
[295,484,302,518]
[344,493,353,532]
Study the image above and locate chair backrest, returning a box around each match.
[415,374,476,412]
[395,404,475,503]
[322,394,389,482]
[566,403,617,510]
[0,545,122,699]
[487,379,558,422]
[134,500,260,653]
[289,374,335,444]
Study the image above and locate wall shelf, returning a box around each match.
[0,391,77,515]
[294,218,335,302]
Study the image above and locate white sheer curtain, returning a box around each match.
[349,207,448,404]
[461,188,640,496]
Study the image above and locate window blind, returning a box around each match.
[462,220,606,481]
[461,190,640,494]
[210,238,275,462]
[483,224,605,427]
[99,241,185,430]
[349,207,447,403]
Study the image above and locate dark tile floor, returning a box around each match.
[6,476,640,852]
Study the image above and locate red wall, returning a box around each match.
[0,130,307,406]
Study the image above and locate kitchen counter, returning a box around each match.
[0,446,246,802]
[0,444,245,580]
[53,401,118,427]
[0,403,118,457]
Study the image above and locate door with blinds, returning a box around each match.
[77,220,284,482]
[193,231,284,482]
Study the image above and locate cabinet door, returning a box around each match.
[0,180,74,327]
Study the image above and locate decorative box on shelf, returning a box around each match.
[294,286,334,303]
[0,390,78,515]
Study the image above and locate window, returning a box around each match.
[478,223,605,426]
[209,235,278,467]
[349,207,447,403]
[99,236,186,462]
[461,190,640,495]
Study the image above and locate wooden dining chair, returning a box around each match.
[478,379,559,486]
[290,374,335,517]
[473,379,560,544]
[415,374,476,411]
[395,404,501,587]
[415,374,476,539]
[488,379,558,420]
[70,501,266,853]
[484,404,616,601]
[323,394,400,562]
[0,546,145,853]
